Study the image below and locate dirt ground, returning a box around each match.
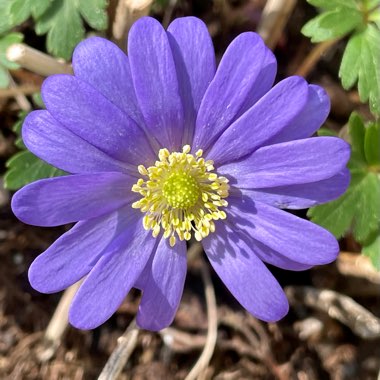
[0,1,379,379]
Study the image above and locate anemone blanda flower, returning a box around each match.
[12,16,350,331]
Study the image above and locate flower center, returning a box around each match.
[131,145,229,247]
[162,172,200,208]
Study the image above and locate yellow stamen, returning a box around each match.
[131,146,230,245]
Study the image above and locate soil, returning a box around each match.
[0,1,379,379]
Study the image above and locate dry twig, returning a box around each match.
[98,319,140,380]
[38,281,82,362]
[6,43,73,76]
[6,74,31,111]
[112,0,153,48]
[257,0,297,50]
[294,39,339,77]
[0,84,41,98]
[185,256,218,380]
[286,286,380,339]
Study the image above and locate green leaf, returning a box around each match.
[0,1,13,34]
[364,122,380,165]
[317,127,338,137]
[0,32,23,70]
[78,0,108,30]
[308,172,380,242]
[362,233,380,270]
[339,32,362,90]
[0,65,9,88]
[306,0,358,10]
[34,0,108,60]
[339,25,380,116]
[31,0,52,19]
[4,151,65,190]
[308,113,380,244]
[301,8,362,42]
[8,0,32,25]
[12,111,28,149]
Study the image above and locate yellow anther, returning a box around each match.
[131,145,229,246]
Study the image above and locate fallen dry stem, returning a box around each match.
[286,286,380,339]
[257,0,297,49]
[0,84,41,98]
[98,319,139,380]
[294,38,339,77]
[185,256,218,380]
[6,43,72,76]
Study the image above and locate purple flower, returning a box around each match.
[12,16,350,331]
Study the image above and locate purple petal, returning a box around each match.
[207,76,309,165]
[227,198,339,265]
[69,211,156,329]
[192,32,266,152]
[128,17,184,151]
[236,169,350,209]
[23,110,132,174]
[136,238,187,331]
[42,75,155,166]
[29,208,129,293]
[203,221,289,322]
[267,84,331,144]
[235,48,277,118]
[73,37,145,127]
[12,172,136,226]
[219,137,350,188]
[167,17,216,145]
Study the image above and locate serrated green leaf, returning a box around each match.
[0,32,23,70]
[78,0,108,30]
[308,171,380,242]
[348,111,366,162]
[339,32,362,90]
[0,65,9,88]
[364,122,380,165]
[317,127,338,136]
[4,150,66,190]
[306,0,358,10]
[9,0,32,25]
[31,0,52,18]
[302,8,362,42]
[0,1,13,34]
[12,111,28,149]
[362,233,380,270]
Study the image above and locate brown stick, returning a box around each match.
[294,38,338,77]
[6,43,73,76]
[98,319,139,380]
[0,84,41,98]
[257,0,297,50]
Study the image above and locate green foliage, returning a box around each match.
[3,0,108,60]
[4,111,66,190]
[308,113,380,268]
[0,32,23,88]
[302,0,380,115]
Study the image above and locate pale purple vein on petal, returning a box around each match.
[235,169,350,209]
[11,172,136,226]
[73,37,145,127]
[203,221,289,322]
[137,237,187,331]
[167,16,216,145]
[28,209,128,293]
[218,137,350,188]
[23,110,132,174]
[207,76,309,165]
[192,32,266,153]
[42,75,155,166]
[69,210,156,329]
[227,198,339,265]
[128,17,184,151]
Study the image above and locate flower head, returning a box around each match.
[12,16,350,331]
